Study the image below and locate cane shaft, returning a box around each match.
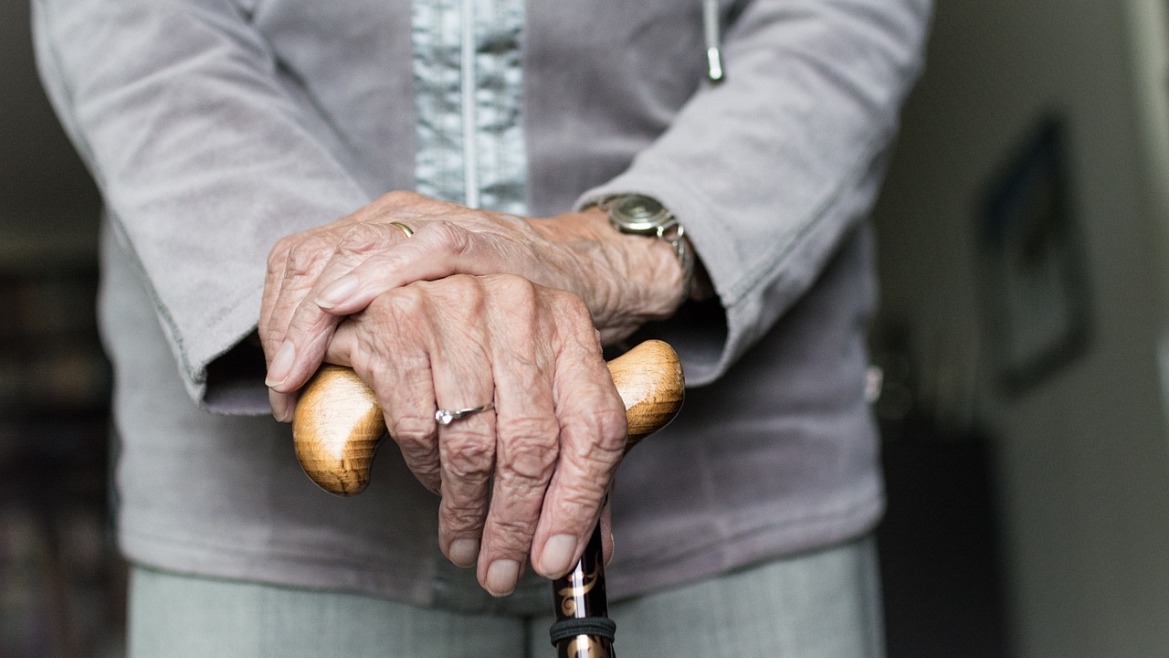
[552,526,613,657]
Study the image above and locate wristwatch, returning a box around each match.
[600,194,694,298]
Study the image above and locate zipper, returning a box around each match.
[460,0,480,208]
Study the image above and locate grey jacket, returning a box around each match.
[34,0,931,610]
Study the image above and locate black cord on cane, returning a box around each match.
[548,617,617,647]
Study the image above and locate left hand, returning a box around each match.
[261,191,684,420]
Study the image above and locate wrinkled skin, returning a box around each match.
[260,191,683,596]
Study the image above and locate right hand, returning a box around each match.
[319,272,628,596]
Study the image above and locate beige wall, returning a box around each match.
[873,0,1169,655]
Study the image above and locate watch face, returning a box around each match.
[611,195,671,233]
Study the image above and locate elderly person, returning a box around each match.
[34,0,932,655]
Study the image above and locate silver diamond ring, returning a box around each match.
[435,402,494,426]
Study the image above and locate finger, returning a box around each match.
[269,223,409,393]
[262,235,324,421]
[260,236,295,354]
[327,293,442,494]
[313,221,513,316]
[530,294,626,579]
[424,278,499,576]
[475,276,560,596]
[268,388,298,424]
[260,236,300,416]
[261,223,358,357]
[262,230,342,387]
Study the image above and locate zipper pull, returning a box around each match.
[703,0,725,82]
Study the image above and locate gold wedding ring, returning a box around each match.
[390,221,415,238]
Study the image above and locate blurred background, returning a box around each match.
[1,0,119,657]
[4,0,1169,656]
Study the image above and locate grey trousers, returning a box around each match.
[128,537,884,658]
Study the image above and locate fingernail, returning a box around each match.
[449,539,479,567]
[485,559,520,596]
[316,275,358,309]
[540,534,577,576]
[270,392,294,423]
[265,340,295,387]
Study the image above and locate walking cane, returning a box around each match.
[292,339,684,657]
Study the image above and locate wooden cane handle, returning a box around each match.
[292,339,684,496]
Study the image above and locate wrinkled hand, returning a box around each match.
[312,273,627,595]
[259,191,683,595]
[261,191,683,417]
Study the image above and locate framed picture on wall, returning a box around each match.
[978,115,1092,396]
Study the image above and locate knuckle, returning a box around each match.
[376,286,427,323]
[490,274,537,307]
[440,272,480,296]
[551,485,606,522]
[496,428,557,483]
[596,407,628,453]
[442,501,489,533]
[266,239,293,274]
[429,221,472,257]
[389,414,437,453]
[284,234,332,277]
[490,516,538,549]
[422,275,485,318]
[561,412,625,467]
[337,223,391,255]
[442,432,496,480]
[558,292,593,327]
[543,288,594,335]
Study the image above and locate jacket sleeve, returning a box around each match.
[33,0,373,412]
[577,0,933,386]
